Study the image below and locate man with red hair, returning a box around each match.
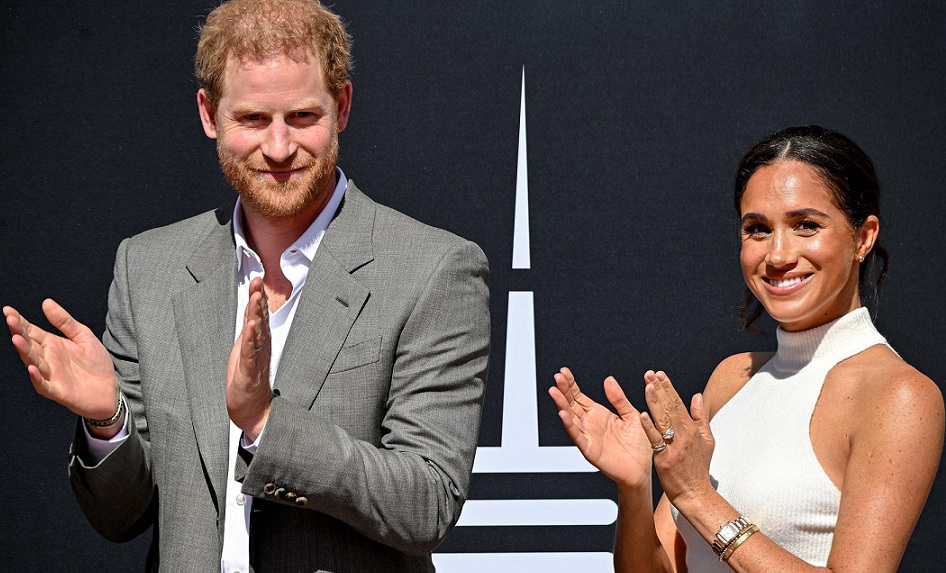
[4,1,490,571]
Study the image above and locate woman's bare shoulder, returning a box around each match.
[702,351,775,419]
[838,346,944,426]
[826,346,943,573]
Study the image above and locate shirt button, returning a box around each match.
[236,494,246,506]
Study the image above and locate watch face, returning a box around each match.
[719,522,741,540]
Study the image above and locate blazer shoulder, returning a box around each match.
[350,183,485,263]
[125,208,230,248]
[114,207,234,288]
[119,207,231,260]
[377,204,473,247]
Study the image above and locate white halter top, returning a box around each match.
[672,307,891,569]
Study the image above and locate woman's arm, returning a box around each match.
[818,353,943,572]
[644,357,944,573]
[654,494,688,572]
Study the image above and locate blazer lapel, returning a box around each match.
[172,211,237,508]
[274,182,374,409]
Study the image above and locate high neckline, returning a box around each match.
[770,307,886,372]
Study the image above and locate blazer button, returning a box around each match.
[263,483,276,495]
[274,488,286,498]
[294,496,308,507]
[285,492,297,502]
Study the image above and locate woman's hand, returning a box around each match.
[549,367,654,490]
[640,370,715,507]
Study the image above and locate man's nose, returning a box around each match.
[260,119,297,163]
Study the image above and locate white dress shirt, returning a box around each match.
[84,169,348,573]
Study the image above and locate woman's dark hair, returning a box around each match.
[734,125,890,329]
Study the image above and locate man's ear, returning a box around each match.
[336,81,352,133]
[197,88,218,139]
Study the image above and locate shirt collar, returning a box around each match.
[233,167,348,272]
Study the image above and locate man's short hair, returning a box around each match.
[195,0,352,109]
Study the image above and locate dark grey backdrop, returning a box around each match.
[1,1,944,570]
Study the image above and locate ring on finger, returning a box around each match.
[661,426,675,440]
[652,442,667,453]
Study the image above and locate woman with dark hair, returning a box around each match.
[550,126,944,572]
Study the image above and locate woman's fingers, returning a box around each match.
[603,375,640,420]
[645,369,693,431]
[690,392,706,422]
[690,392,715,446]
[548,385,572,416]
[643,371,673,433]
[554,367,581,401]
[639,410,667,450]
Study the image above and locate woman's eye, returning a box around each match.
[743,223,769,237]
[796,220,820,234]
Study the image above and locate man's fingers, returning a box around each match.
[4,306,25,338]
[5,309,43,372]
[6,307,39,347]
[11,333,43,373]
[240,320,258,370]
[9,326,30,356]
[42,298,87,341]
[258,282,269,323]
[26,364,53,395]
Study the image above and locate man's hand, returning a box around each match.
[226,277,273,441]
[4,299,122,437]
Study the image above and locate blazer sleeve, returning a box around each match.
[241,239,490,555]
[68,238,157,542]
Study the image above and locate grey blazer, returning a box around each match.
[69,182,490,573]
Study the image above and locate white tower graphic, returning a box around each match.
[433,68,615,571]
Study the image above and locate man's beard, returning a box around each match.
[217,136,339,220]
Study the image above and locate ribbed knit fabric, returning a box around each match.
[672,307,891,570]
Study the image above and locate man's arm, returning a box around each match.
[68,238,157,542]
[240,239,490,554]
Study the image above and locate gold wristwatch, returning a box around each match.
[711,516,751,557]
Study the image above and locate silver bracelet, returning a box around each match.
[84,392,126,428]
